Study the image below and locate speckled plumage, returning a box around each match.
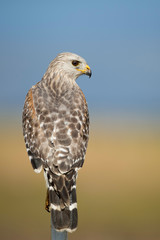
[22,52,91,232]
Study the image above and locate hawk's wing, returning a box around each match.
[22,80,89,175]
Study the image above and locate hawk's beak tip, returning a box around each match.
[85,64,92,78]
[78,65,92,78]
[88,70,92,78]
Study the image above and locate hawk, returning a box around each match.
[22,52,91,232]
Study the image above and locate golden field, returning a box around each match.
[0,115,160,240]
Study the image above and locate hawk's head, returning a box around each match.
[50,52,92,80]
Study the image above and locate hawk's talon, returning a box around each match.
[45,189,50,212]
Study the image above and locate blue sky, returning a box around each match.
[0,0,160,116]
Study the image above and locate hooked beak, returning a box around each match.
[85,64,92,78]
[77,64,92,78]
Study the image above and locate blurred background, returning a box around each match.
[1,1,160,239]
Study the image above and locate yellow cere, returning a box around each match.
[77,64,90,73]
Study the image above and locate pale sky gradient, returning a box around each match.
[0,0,160,117]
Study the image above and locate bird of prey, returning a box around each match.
[22,52,91,232]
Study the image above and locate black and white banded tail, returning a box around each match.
[45,168,78,232]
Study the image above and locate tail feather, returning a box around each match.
[46,168,78,232]
[49,186,78,232]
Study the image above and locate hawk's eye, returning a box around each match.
[72,60,80,66]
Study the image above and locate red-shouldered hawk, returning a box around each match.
[22,52,91,232]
